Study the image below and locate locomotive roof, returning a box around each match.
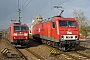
[34,17,54,25]
[8,23,28,30]
[34,16,76,26]
[10,23,27,26]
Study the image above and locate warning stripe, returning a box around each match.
[1,48,7,53]
[1,48,6,53]
[50,49,57,54]
[1,48,9,54]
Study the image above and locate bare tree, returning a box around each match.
[73,10,89,36]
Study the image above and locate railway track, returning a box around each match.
[61,43,90,60]
[25,48,45,60]
[16,48,28,60]
[2,37,46,60]
[2,36,90,60]
[80,41,90,49]
[44,43,90,60]
[60,51,90,60]
[18,48,45,60]
[0,37,28,60]
[16,39,90,60]
[24,39,90,60]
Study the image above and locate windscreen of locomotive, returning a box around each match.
[59,20,76,27]
[14,26,26,31]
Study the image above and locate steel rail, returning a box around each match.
[2,37,28,60]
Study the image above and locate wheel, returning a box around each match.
[46,41,51,46]
[41,39,46,43]
[41,39,44,43]
[50,41,53,47]
[52,42,59,48]
[52,42,56,47]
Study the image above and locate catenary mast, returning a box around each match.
[18,0,21,23]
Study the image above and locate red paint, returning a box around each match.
[7,23,29,43]
[32,16,80,41]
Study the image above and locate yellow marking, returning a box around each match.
[50,49,57,54]
[1,48,5,52]
[2,49,8,53]
[1,48,9,54]
[5,50,9,53]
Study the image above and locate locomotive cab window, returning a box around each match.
[52,22,55,28]
[59,20,76,27]
[14,26,26,31]
[14,26,20,31]
[21,26,26,31]
[68,21,76,27]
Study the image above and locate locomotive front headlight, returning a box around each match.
[13,33,17,36]
[61,36,64,39]
[24,33,28,36]
[75,36,77,38]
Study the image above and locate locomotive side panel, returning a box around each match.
[42,22,52,40]
[32,25,37,35]
[51,20,60,42]
[8,25,14,42]
[37,24,43,36]
[32,24,40,40]
[11,25,15,42]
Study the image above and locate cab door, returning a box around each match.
[51,21,57,41]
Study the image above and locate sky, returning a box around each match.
[0,0,90,29]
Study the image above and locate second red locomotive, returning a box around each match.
[32,16,80,51]
[7,23,29,47]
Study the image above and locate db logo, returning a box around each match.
[67,31,72,34]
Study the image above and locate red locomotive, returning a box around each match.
[7,23,29,47]
[32,11,80,51]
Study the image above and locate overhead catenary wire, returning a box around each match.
[11,0,32,23]
[42,0,69,16]
[19,0,69,16]
[22,0,52,22]
[22,0,32,11]
[7,0,20,19]
[18,0,19,9]
[17,0,69,23]
[21,12,32,22]
[21,0,69,23]
[17,0,32,23]
[19,0,33,22]
[21,0,28,10]
[31,0,52,17]
[59,0,69,5]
